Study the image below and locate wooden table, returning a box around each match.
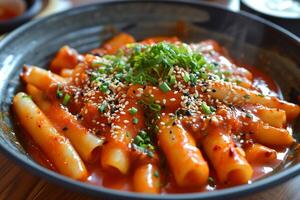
[1,0,299,199]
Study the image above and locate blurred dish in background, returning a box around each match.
[241,0,300,19]
[241,0,300,36]
[0,0,42,34]
[0,0,26,21]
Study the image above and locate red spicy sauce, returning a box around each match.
[16,39,292,194]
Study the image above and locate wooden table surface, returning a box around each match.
[1,0,300,199]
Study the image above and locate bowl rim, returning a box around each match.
[0,0,299,199]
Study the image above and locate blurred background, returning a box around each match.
[0,0,299,35]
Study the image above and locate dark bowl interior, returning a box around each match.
[0,0,43,33]
[0,1,299,199]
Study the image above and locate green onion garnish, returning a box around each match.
[246,113,253,119]
[183,72,190,82]
[134,135,144,144]
[159,82,171,93]
[62,94,71,105]
[169,75,176,85]
[243,94,250,99]
[98,103,108,113]
[149,103,161,112]
[99,83,109,93]
[129,107,138,115]
[133,117,139,124]
[56,85,64,99]
[258,93,265,97]
[98,67,106,74]
[201,102,212,115]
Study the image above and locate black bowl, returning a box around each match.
[0,1,299,199]
[0,0,43,34]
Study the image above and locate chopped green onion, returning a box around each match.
[201,102,212,115]
[147,151,154,158]
[90,74,98,82]
[243,94,250,99]
[200,71,208,79]
[153,170,159,178]
[159,82,171,93]
[246,113,253,119]
[99,83,109,93]
[115,73,123,79]
[92,61,104,68]
[169,75,176,85]
[132,117,139,124]
[149,103,161,112]
[98,67,106,74]
[208,177,215,187]
[126,131,131,138]
[129,107,138,115]
[210,106,216,113]
[62,94,71,105]
[258,93,265,97]
[56,85,64,99]
[22,95,31,99]
[134,135,144,144]
[98,103,108,113]
[183,72,190,82]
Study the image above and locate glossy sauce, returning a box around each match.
[18,62,290,194]
[14,37,298,194]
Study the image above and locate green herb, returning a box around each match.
[200,71,207,79]
[21,95,31,99]
[208,177,215,187]
[126,131,131,138]
[132,117,139,124]
[99,83,109,93]
[169,75,176,85]
[98,67,106,74]
[245,113,253,119]
[129,107,138,115]
[201,102,212,115]
[235,79,242,85]
[258,93,265,97]
[159,82,171,93]
[91,61,102,68]
[56,85,64,99]
[224,77,230,82]
[183,72,190,82]
[153,170,159,178]
[133,130,155,157]
[210,106,216,113]
[147,151,154,158]
[134,135,144,144]
[62,94,71,105]
[98,103,108,113]
[149,103,161,112]
[243,94,250,99]
[123,42,208,85]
